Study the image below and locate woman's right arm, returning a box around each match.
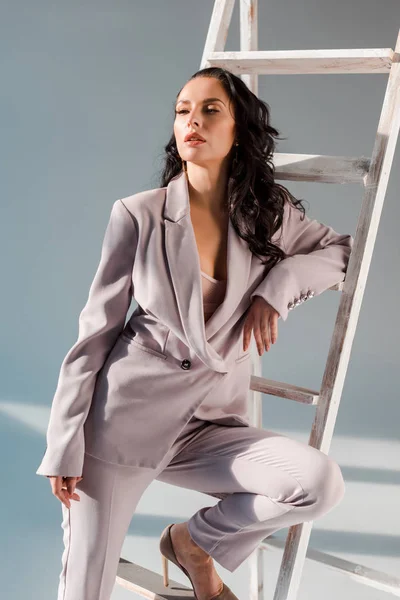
[36,199,138,479]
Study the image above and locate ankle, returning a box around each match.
[176,522,212,563]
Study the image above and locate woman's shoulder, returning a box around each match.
[119,182,166,221]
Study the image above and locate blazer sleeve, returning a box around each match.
[250,200,354,321]
[36,199,137,478]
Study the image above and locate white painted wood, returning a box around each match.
[259,535,400,596]
[204,48,394,74]
[250,376,320,405]
[199,0,236,70]
[116,557,195,598]
[249,333,264,600]
[239,5,263,596]
[273,28,400,600]
[200,5,400,600]
[272,152,371,184]
[248,547,264,600]
[240,0,258,96]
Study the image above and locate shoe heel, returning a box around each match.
[161,552,169,587]
[160,524,174,587]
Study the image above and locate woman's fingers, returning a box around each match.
[253,317,266,355]
[53,477,71,509]
[260,308,271,353]
[243,296,279,355]
[48,476,82,509]
[270,312,278,345]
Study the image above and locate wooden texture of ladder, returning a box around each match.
[202,1,400,599]
[115,1,400,598]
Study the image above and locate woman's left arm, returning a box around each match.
[250,200,354,322]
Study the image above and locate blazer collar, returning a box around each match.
[163,170,252,372]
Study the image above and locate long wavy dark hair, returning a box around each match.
[158,66,307,268]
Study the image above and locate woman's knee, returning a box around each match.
[302,451,346,517]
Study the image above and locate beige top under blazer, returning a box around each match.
[201,270,227,323]
[36,170,354,477]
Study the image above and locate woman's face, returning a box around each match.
[174,77,236,170]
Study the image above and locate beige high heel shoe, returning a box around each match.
[159,523,240,599]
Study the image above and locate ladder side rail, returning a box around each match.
[260,536,400,596]
[238,3,264,599]
[240,0,259,97]
[200,0,236,70]
[249,339,264,600]
[273,29,400,600]
[314,28,400,457]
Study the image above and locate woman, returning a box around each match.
[37,67,353,600]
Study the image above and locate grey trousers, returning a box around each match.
[57,416,345,600]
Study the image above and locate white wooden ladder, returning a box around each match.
[203,1,400,599]
[115,1,400,598]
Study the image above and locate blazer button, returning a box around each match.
[181,359,191,370]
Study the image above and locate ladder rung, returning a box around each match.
[329,281,344,291]
[259,536,400,597]
[205,48,394,74]
[250,376,320,405]
[116,557,195,598]
[272,152,370,184]
[249,280,344,405]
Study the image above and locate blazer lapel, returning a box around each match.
[163,170,252,372]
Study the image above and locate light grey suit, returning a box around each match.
[36,169,353,478]
[36,169,353,599]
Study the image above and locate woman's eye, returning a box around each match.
[175,108,219,115]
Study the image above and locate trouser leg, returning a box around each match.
[56,417,208,600]
[155,420,345,572]
[57,452,156,600]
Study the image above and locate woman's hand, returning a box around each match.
[46,475,83,509]
[243,295,280,356]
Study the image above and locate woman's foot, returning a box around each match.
[170,522,224,600]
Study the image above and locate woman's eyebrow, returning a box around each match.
[175,97,226,106]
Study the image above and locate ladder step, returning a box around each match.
[272,152,370,184]
[205,48,394,74]
[116,557,195,598]
[250,376,320,405]
[249,278,344,404]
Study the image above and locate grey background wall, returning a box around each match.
[1,1,399,599]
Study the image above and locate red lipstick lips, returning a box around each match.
[184,132,206,143]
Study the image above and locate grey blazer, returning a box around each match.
[36,170,353,477]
